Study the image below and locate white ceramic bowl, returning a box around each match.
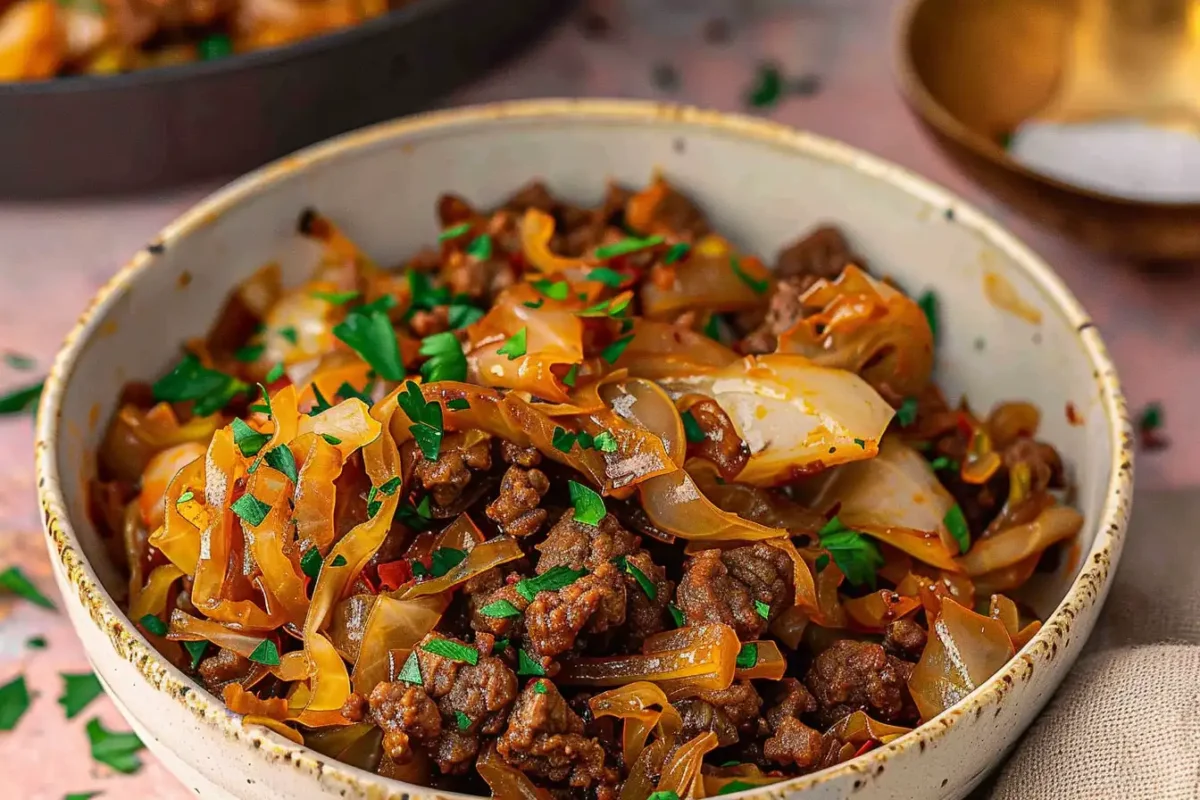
[36,99,1133,800]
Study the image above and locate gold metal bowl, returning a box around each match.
[895,0,1200,261]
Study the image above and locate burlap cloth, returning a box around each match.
[975,490,1200,799]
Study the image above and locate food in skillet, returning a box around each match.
[0,0,406,81]
[89,176,1083,798]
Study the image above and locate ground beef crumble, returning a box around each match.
[676,543,794,640]
[412,432,492,507]
[523,563,627,659]
[804,639,918,728]
[485,465,550,537]
[497,680,617,790]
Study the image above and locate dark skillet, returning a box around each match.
[0,0,569,198]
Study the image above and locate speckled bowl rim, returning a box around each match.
[34,98,1133,800]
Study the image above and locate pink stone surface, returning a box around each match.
[0,1,1178,796]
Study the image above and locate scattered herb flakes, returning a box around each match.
[152,354,247,416]
[944,504,971,554]
[231,493,271,527]
[562,364,579,388]
[3,352,34,370]
[86,717,145,775]
[730,255,770,294]
[329,555,348,568]
[754,600,770,620]
[455,710,471,731]
[465,234,494,260]
[379,476,401,496]
[0,381,44,416]
[310,289,360,305]
[647,793,680,800]
[397,651,423,685]
[918,290,939,342]
[234,343,264,363]
[58,672,104,720]
[365,486,382,520]
[248,639,280,666]
[517,649,545,676]
[438,222,472,242]
[735,643,758,670]
[320,434,343,448]
[0,675,31,731]
[182,640,208,671]
[592,431,618,452]
[516,566,589,603]
[568,480,607,526]
[231,418,270,457]
[447,304,485,330]
[309,385,333,417]
[497,327,528,361]
[600,334,634,364]
[26,636,47,649]
[429,548,466,578]
[492,638,510,654]
[668,603,685,628]
[614,556,657,601]
[138,614,167,637]
[1137,402,1168,450]
[717,781,757,795]
[815,554,830,573]
[480,599,522,618]
[422,638,479,665]
[419,331,468,383]
[663,242,690,265]
[745,62,783,108]
[397,381,444,462]
[532,279,570,301]
[300,547,323,579]
[397,495,434,531]
[587,267,627,287]
[0,566,54,610]
[896,397,919,427]
[534,680,548,695]
[929,456,959,472]
[681,410,706,443]
[278,326,299,345]
[524,298,545,309]
[819,525,884,589]
[594,236,664,260]
[64,792,102,800]
[406,271,448,315]
[264,364,285,385]
[552,426,578,453]
[334,303,405,381]
[337,380,373,405]
[447,398,470,411]
[702,314,723,342]
[853,438,867,449]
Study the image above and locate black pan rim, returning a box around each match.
[0,0,462,95]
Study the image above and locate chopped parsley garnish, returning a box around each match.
[552,426,578,453]
[0,381,43,416]
[480,599,522,618]
[422,638,479,665]
[465,234,493,260]
[234,343,264,363]
[496,327,528,360]
[614,556,656,601]
[703,314,723,342]
[3,352,34,370]
[745,62,783,108]
[0,676,31,731]
[419,331,468,383]
[365,485,382,519]
[600,334,634,364]
[406,270,449,313]
[730,255,770,294]
[568,480,607,526]
[818,517,884,588]
[278,326,298,345]
[896,397,919,427]
[183,640,208,670]
[330,555,348,567]
[853,438,867,449]
[64,792,102,800]
[1139,402,1163,431]
[579,294,633,318]
[231,418,270,457]
[265,363,285,384]
[717,781,757,795]
[681,410,706,443]
[397,495,434,531]
[152,354,247,416]
[26,636,46,649]
[438,222,472,242]
[815,554,830,572]
[310,289,360,305]
[86,718,145,775]
[396,381,444,462]
[379,476,401,495]
[594,235,664,260]
[918,290,939,341]
[647,792,681,800]
[532,279,570,301]
[309,385,333,416]
[592,431,618,452]
[138,614,167,637]
[492,638,510,654]
[754,600,770,620]
[337,381,374,404]
[300,547,323,579]
[58,672,104,719]
[524,298,545,309]
[321,433,342,446]
[517,649,545,676]
[562,364,579,387]
[586,267,627,287]
[397,651,423,685]
[663,242,691,264]
[944,504,971,554]
[515,566,589,603]
[447,303,485,329]
[231,493,271,527]
[534,680,548,694]
[333,303,405,381]
[668,603,685,627]
[930,456,959,472]
[455,710,471,731]
[248,639,280,666]
[447,398,470,411]
[0,566,54,610]
[735,643,758,669]
[430,547,466,578]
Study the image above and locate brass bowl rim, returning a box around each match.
[892,0,1200,211]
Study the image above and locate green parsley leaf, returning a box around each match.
[745,62,783,108]
[515,566,589,603]
[419,331,468,383]
[587,267,627,287]
[600,334,634,364]
[231,418,270,457]
[320,432,342,445]
[1139,402,1163,431]
[735,643,758,670]
[3,352,34,370]
[648,792,681,800]
[465,234,493,260]
[854,438,867,449]
[681,410,705,443]
[231,493,271,527]
[447,303,485,329]
[918,290,939,342]
[614,556,657,601]
[378,476,401,495]
[754,600,770,620]
[594,235,664,260]
[492,638,510,654]
[524,298,545,309]
[592,431,618,452]
[248,639,280,666]
[668,603,685,628]
[309,384,333,417]
[64,793,102,800]
[568,480,607,526]
[496,327,528,361]
[152,354,246,416]
[480,599,523,618]
[58,672,104,719]
[430,548,466,578]
[815,554,831,572]
[182,640,208,671]
[406,270,449,313]
[562,364,579,387]
[534,680,548,694]
[300,547,323,579]
[278,326,298,345]
[820,527,884,588]
[717,781,757,795]
[336,380,374,404]
[702,314,723,342]
[397,381,444,462]
[929,456,959,472]
[365,485,382,520]
[310,290,360,305]
[397,651,422,685]
[944,504,971,554]
[455,710,471,731]
[0,675,31,731]
[517,649,545,676]
[532,279,570,301]
[896,397,919,427]
[0,381,43,416]
[663,242,690,264]
[447,398,470,411]
[438,222,471,242]
[26,636,47,649]
[234,343,264,363]
[730,255,769,294]
[177,491,195,505]
[422,638,479,665]
[0,566,54,609]
[333,305,405,381]
[552,426,578,453]
[86,717,144,775]
[265,364,285,384]
[263,445,298,483]
[330,555,348,567]
[138,614,167,637]
[397,495,434,531]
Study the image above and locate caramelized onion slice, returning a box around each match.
[958,506,1083,576]
[613,319,740,380]
[479,745,555,800]
[655,730,718,797]
[588,681,683,766]
[908,598,1014,721]
[734,640,787,680]
[843,590,923,633]
[825,710,912,745]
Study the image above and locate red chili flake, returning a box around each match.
[1065,402,1083,426]
[853,740,878,758]
[955,411,975,440]
[377,560,413,592]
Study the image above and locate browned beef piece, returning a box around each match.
[523,563,627,658]
[804,639,918,728]
[471,582,529,640]
[1003,437,1065,494]
[763,717,824,768]
[409,305,450,338]
[764,678,818,730]
[368,682,442,764]
[503,181,560,215]
[626,177,710,240]
[883,619,928,660]
[534,511,640,574]
[739,274,820,354]
[685,398,750,480]
[775,225,860,281]
[412,432,492,507]
[677,681,763,747]
[197,649,250,693]
[676,543,793,640]
[497,680,617,790]
[485,466,551,537]
[500,440,543,467]
[620,551,674,653]
[341,691,367,723]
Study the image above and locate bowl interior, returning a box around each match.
[51,102,1117,710]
